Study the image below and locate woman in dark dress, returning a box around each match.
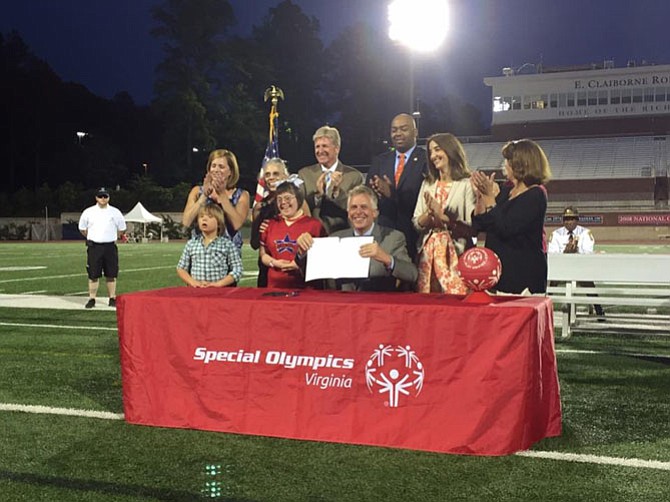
[470,139,552,294]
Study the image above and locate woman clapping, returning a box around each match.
[412,133,476,294]
[471,139,551,294]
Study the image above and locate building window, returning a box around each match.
[577,91,587,107]
[493,96,511,112]
[610,89,621,105]
[644,87,655,102]
[655,87,666,102]
[587,91,598,106]
[550,93,558,108]
[512,96,521,110]
[598,91,608,105]
[523,95,548,110]
[621,89,632,104]
[567,93,575,107]
[632,88,643,103]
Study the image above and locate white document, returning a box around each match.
[305,236,373,281]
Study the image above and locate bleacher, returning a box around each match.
[462,135,669,180]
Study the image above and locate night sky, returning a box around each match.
[2,0,669,124]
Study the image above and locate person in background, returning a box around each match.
[250,158,310,287]
[297,185,417,292]
[78,187,127,308]
[260,180,325,289]
[182,149,250,253]
[412,133,476,294]
[471,139,552,294]
[298,125,364,234]
[548,206,595,254]
[176,204,243,287]
[548,206,604,316]
[367,113,427,261]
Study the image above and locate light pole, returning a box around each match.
[388,0,449,117]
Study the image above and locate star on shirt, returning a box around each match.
[275,234,297,254]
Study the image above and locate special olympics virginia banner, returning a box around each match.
[117,288,561,456]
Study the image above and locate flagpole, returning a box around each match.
[254,86,285,206]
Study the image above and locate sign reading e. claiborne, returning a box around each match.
[574,74,670,89]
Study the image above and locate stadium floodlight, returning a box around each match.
[388,0,449,115]
[388,0,449,54]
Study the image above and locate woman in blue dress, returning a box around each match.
[182,149,250,253]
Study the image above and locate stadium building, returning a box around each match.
[464,61,670,241]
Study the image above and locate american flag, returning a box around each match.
[254,103,280,206]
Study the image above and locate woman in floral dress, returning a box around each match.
[412,133,476,294]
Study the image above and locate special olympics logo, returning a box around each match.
[365,344,425,407]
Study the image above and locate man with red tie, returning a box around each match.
[368,113,427,261]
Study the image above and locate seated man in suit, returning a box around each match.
[297,185,417,291]
[367,113,427,261]
[298,125,364,234]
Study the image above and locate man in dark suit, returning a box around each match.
[298,125,364,234]
[368,113,427,261]
[297,185,417,292]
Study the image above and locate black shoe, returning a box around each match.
[108,298,116,308]
[85,299,96,309]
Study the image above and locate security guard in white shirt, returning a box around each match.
[548,206,595,254]
[78,187,127,308]
[548,206,603,317]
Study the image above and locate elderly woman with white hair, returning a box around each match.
[251,158,310,287]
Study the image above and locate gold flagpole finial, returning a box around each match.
[264,85,285,108]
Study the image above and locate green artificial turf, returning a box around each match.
[1,242,669,501]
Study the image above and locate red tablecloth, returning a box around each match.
[117,288,561,455]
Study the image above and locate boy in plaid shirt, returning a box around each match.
[177,204,243,287]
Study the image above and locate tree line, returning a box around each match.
[0,0,485,216]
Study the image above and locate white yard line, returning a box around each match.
[516,450,670,471]
[0,322,117,331]
[0,403,123,420]
[556,349,670,359]
[0,265,174,284]
[1,401,669,471]
[19,290,48,295]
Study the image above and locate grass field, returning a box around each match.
[1,241,669,501]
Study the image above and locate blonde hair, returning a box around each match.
[312,125,341,149]
[198,204,225,235]
[502,139,552,186]
[206,149,240,189]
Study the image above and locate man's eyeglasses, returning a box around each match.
[96,195,109,199]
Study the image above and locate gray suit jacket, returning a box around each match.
[298,162,364,234]
[330,224,418,291]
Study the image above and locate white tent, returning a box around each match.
[123,202,163,241]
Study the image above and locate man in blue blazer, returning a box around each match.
[368,113,427,261]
